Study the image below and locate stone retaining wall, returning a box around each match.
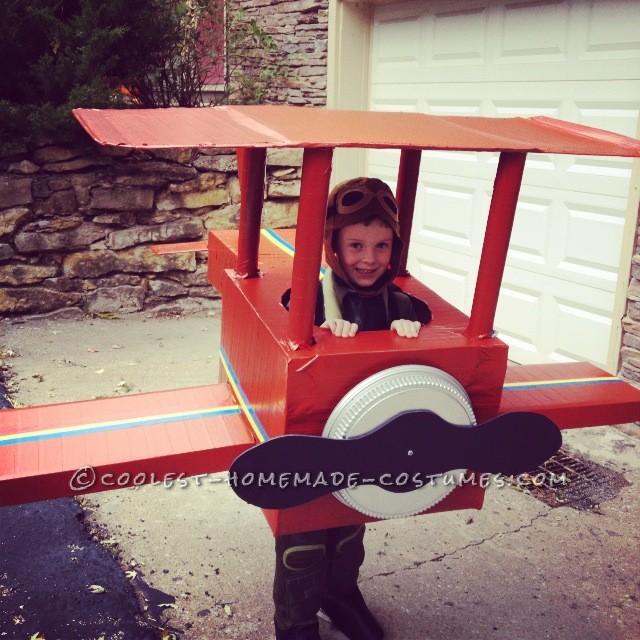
[231,0,328,105]
[0,143,303,318]
[621,227,640,384]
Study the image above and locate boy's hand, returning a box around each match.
[391,319,422,338]
[321,319,359,338]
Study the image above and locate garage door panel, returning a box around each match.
[374,2,424,69]
[499,1,570,64]
[567,158,632,184]
[553,297,613,364]
[508,197,552,266]
[496,266,615,364]
[558,201,625,283]
[575,103,640,138]
[585,1,640,59]
[431,6,488,64]
[494,282,542,356]
[494,102,561,117]
[410,250,477,313]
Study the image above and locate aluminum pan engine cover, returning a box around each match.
[322,365,477,519]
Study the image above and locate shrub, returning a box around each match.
[0,0,290,151]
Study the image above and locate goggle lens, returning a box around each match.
[334,187,398,220]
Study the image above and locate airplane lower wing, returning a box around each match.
[499,362,640,428]
[0,384,255,506]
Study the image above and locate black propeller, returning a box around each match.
[229,411,562,509]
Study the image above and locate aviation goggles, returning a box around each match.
[332,184,399,221]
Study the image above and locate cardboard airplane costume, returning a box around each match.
[2,106,640,536]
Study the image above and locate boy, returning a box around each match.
[275,177,431,640]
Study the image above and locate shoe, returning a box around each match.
[274,620,321,640]
[320,588,383,640]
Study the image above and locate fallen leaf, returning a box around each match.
[101,537,120,546]
[224,604,233,617]
[88,584,106,594]
[29,633,45,640]
[125,570,137,580]
[87,347,99,353]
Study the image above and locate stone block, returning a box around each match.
[115,160,198,182]
[106,220,203,250]
[262,200,298,228]
[85,285,146,314]
[93,212,137,227]
[0,264,58,285]
[0,287,82,314]
[92,274,142,288]
[170,172,227,193]
[268,179,301,198]
[63,246,196,278]
[135,211,180,225]
[0,207,31,237]
[166,264,210,286]
[622,332,640,350]
[42,277,82,292]
[36,216,84,232]
[0,244,14,261]
[193,154,238,172]
[148,279,188,298]
[8,160,39,175]
[627,278,640,302]
[228,176,241,204]
[42,157,112,173]
[156,188,228,210]
[0,177,33,208]
[15,223,105,253]
[266,148,304,167]
[32,146,80,164]
[622,316,640,337]
[204,204,241,230]
[187,285,220,299]
[32,178,51,198]
[91,187,154,211]
[150,148,199,164]
[36,189,78,216]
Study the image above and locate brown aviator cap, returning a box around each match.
[324,177,404,295]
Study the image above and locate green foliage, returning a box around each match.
[0,0,179,147]
[225,12,290,105]
[0,0,291,150]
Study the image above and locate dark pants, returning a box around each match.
[273,524,365,632]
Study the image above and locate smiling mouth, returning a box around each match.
[356,268,377,275]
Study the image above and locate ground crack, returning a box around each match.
[365,509,551,582]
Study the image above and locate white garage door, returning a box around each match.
[367,0,640,369]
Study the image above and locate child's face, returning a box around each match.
[335,219,393,288]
